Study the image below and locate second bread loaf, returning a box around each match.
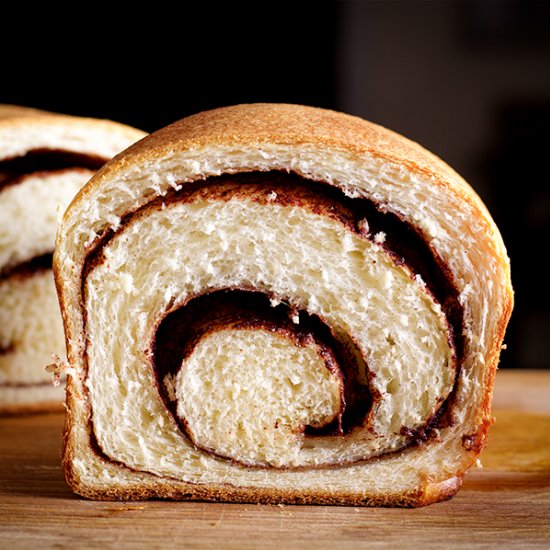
[0,106,146,414]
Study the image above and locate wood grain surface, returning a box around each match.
[1,369,549,549]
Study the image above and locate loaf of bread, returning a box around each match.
[55,104,513,506]
[0,105,145,414]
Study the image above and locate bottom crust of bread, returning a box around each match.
[66,480,463,508]
[64,456,462,508]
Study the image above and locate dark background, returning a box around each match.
[2,1,548,369]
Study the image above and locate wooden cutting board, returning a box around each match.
[1,370,549,549]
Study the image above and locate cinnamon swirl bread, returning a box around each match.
[55,104,513,506]
[0,105,145,414]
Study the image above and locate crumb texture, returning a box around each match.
[86,198,454,474]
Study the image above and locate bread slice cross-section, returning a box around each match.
[55,104,513,506]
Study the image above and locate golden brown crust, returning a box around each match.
[116,103,459,179]
[87,103,466,192]
[61,378,81,492]
[66,474,462,507]
[473,281,514,455]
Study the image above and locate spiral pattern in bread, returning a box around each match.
[56,104,513,506]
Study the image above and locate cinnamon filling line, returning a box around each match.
[0,148,106,192]
[0,148,107,279]
[154,290,373,441]
[83,171,465,467]
[0,253,53,280]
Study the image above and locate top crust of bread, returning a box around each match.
[72,103,506,257]
[64,104,511,300]
[91,104,481,199]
